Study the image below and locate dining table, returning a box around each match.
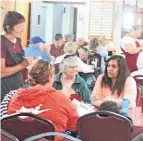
[129,107,143,139]
[129,107,143,127]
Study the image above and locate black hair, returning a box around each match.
[3,11,25,33]
[102,55,130,97]
[99,101,120,113]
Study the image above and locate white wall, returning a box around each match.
[113,0,123,52]
[45,4,54,44]
[62,6,74,36]
[76,6,86,40]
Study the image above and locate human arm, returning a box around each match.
[122,77,137,108]
[1,58,29,78]
[91,74,104,106]
[125,43,142,54]
[79,77,91,103]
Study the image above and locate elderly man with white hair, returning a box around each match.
[53,55,91,103]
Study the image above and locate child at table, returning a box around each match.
[98,101,133,124]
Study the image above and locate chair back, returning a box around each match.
[89,52,101,77]
[133,75,143,87]
[77,111,132,141]
[89,52,101,68]
[23,132,82,141]
[136,84,143,107]
[1,129,19,141]
[1,113,55,141]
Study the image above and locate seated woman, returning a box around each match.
[78,46,89,64]
[77,46,96,89]
[53,55,91,103]
[89,37,108,73]
[7,59,79,137]
[120,25,143,72]
[91,55,137,108]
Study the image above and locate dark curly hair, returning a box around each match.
[26,60,53,86]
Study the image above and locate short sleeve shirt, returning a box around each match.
[0,36,22,67]
[120,35,136,52]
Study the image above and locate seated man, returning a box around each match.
[49,34,65,73]
[50,34,65,58]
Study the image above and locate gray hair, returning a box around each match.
[59,56,80,73]
[64,42,78,54]
[125,25,143,34]
[65,33,75,41]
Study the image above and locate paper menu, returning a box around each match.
[72,99,95,116]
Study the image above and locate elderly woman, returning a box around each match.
[4,59,79,141]
[53,55,91,103]
[91,55,137,108]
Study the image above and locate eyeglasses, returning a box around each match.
[64,53,77,60]
[80,46,89,53]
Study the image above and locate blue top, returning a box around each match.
[24,45,51,62]
[96,46,108,73]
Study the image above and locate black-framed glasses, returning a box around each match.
[63,53,77,60]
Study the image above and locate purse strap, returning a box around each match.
[1,35,23,63]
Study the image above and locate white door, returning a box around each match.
[30,2,47,41]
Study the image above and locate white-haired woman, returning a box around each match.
[53,55,91,103]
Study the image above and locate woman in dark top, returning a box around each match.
[1,11,30,101]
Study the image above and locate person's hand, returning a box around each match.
[44,44,51,53]
[21,59,29,68]
[21,58,35,68]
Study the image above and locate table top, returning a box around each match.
[129,107,143,127]
[76,102,143,127]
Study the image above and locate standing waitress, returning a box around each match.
[1,11,30,101]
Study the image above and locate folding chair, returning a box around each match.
[1,129,19,141]
[1,113,55,141]
[77,111,132,141]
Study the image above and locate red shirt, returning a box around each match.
[1,36,28,80]
[8,85,79,136]
[1,36,21,67]
[50,44,65,58]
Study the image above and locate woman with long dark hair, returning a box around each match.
[91,55,137,107]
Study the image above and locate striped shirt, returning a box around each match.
[0,90,17,117]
